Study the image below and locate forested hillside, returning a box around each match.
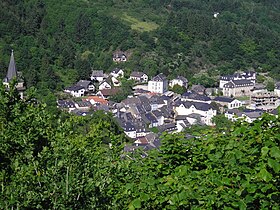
[1,75,280,209]
[1,0,280,91]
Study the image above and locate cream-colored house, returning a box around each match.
[222,80,254,97]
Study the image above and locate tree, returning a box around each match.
[171,84,186,94]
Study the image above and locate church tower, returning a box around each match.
[3,50,25,98]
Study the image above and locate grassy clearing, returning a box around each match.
[121,13,159,32]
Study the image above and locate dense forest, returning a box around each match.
[1,76,280,209]
[1,0,280,92]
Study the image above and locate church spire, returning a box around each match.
[5,50,17,82]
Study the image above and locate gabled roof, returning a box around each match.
[57,100,75,108]
[130,71,147,77]
[151,73,167,82]
[91,70,104,77]
[182,91,211,101]
[76,80,92,88]
[152,110,163,118]
[174,76,188,83]
[214,96,234,103]
[65,85,85,91]
[4,50,17,82]
[191,85,205,93]
[122,122,136,132]
[100,88,120,96]
[111,68,123,74]
[224,79,254,88]
[144,113,158,123]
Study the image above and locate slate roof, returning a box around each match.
[158,123,177,133]
[112,68,123,74]
[65,85,85,91]
[224,79,254,88]
[214,96,234,103]
[75,101,92,107]
[191,85,206,93]
[130,71,146,77]
[121,122,136,132]
[91,70,104,77]
[76,80,92,89]
[100,88,120,96]
[144,113,158,124]
[4,50,17,82]
[151,73,167,82]
[182,91,211,102]
[152,110,163,118]
[57,100,75,108]
[176,100,214,111]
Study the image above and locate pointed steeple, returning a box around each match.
[5,50,17,82]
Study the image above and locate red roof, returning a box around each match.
[83,96,108,105]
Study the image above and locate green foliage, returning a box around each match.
[266,80,275,92]
[170,84,186,95]
[212,114,233,129]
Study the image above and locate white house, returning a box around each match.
[122,122,137,139]
[64,86,85,97]
[130,71,148,83]
[98,80,112,90]
[91,70,105,82]
[110,68,124,78]
[213,96,242,109]
[174,101,217,126]
[76,80,95,92]
[169,76,188,88]
[148,73,168,94]
[113,51,127,62]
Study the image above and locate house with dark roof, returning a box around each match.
[222,79,254,97]
[219,71,256,88]
[121,122,136,139]
[142,113,158,128]
[169,76,188,88]
[148,73,168,94]
[3,50,25,98]
[174,100,217,125]
[191,85,206,95]
[130,71,148,83]
[76,80,95,92]
[97,88,120,99]
[158,123,178,133]
[57,100,76,112]
[213,96,242,109]
[90,70,105,82]
[64,85,86,97]
[110,68,124,78]
[182,91,211,104]
[275,83,280,97]
[113,51,127,62]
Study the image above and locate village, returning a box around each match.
[3,51,280,151]
[57,53,280,150]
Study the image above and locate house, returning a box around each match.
[74,101,92,111]
[219,71,256,88]
[213,96,242,109]
[97,88,120,99]
[64,85,85,97]
[222,79,254,97]
[3,50,25,99]
[191,85,206,95]
[169,76,188,88]
[76,80,95,92]
[181,91,211,104]
[83,96,108,105]
[148,73,168,94]
[151,110,164,126]
[174,100,217,125]
[110,68,124,78]
[121,122,136,139]
[113,51,127,62]
[158,123,178,133]
[130,71,148,83]
[142,113,158,128]
[91,70,105,82]
[225,109,264,123]
[98,79,112,90]
[57,100,76,112]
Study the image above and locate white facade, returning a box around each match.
[99,81,112,90]
[148,74,168,94]
[169,77,188,88]
[124,130,136,139]
[64,87,85,97]
[175,103,217,126]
